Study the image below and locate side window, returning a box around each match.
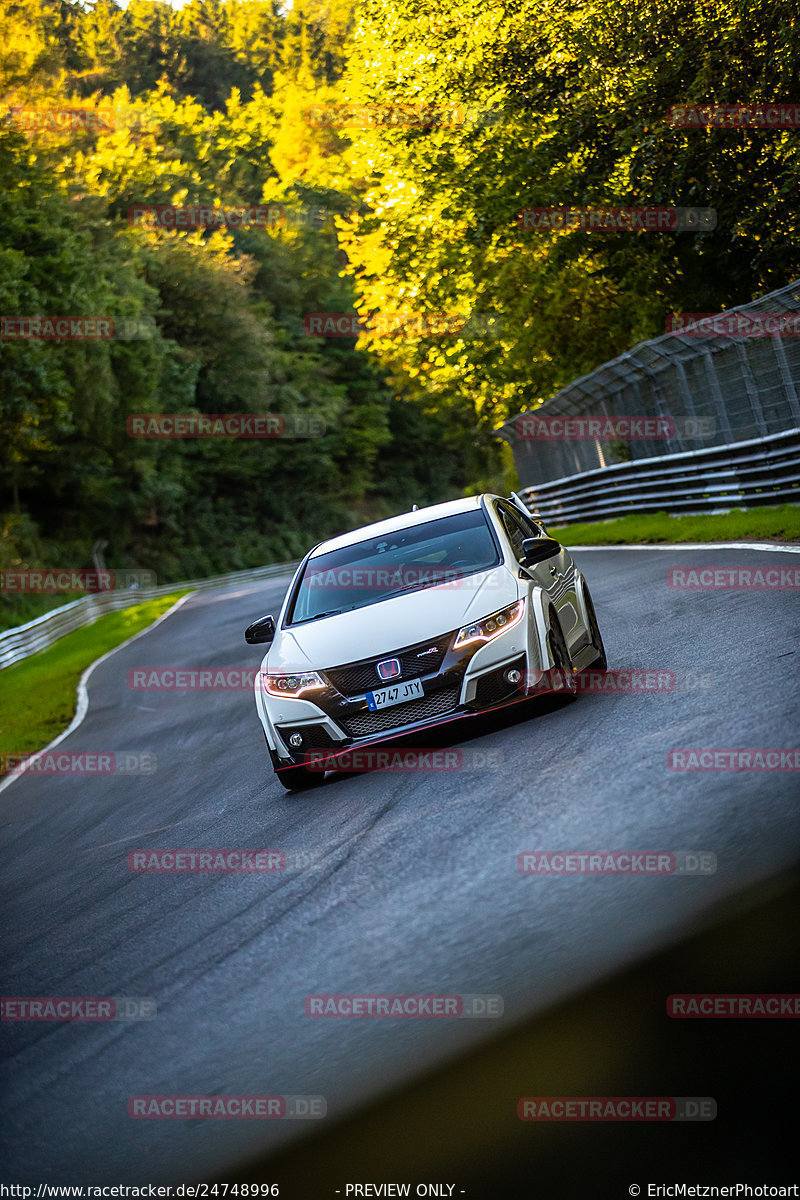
[514,508,546,538]
[496,503,527,562]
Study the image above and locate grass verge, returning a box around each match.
[550,504,800,545]
[0,592,189,774]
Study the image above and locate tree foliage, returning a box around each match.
[339,0,800,425]
[0,0,459,618]
[1,0,797,622]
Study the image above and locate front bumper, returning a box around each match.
[260,620,546,766]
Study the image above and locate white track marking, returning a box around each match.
[0,593,194,797]
[3,541,798,795]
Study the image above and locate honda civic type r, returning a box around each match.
[244,494,606,791]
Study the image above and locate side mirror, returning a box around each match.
[521,537,561,567]
[244,614,276,645]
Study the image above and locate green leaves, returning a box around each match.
[338,0,800,428]
[5,0,794,614]
[0,0,424,601]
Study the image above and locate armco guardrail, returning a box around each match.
[0,561,299,671]
[519,429,800,525]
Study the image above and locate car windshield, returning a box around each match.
[287,507,500,624]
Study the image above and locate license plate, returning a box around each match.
[366,678,425,711]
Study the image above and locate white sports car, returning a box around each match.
[245,493,606,791]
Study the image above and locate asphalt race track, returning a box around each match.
[2,546,799,1183]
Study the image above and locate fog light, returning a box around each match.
[505,668,522,684]
[288,732,304,748]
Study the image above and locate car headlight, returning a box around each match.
[261,671,325,697]
[453,599,525,649]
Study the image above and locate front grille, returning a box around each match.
[324,633,453,696]
[341,686,461,738]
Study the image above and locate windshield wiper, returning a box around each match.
[301,607,362,623]
[382,575,455,599]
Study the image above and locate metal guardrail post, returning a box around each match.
[771,336,800,426]
[673,357,699,442]
[699,347,735,444]
[638,360,679,455]
[733,341,768,438]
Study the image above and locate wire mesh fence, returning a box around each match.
[495,280,800,490]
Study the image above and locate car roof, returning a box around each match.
[309,494,496,557]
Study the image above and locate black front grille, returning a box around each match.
[324,633,453,696]
[341,686,461,738]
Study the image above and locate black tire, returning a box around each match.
[274,762,326,792]
[266,736,326,792]
[582,583,607,670]
[546,612,578,700]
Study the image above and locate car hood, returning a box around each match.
[265,566,518,671]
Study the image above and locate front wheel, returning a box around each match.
[582,583,607,670]
[274,762,326,792]
[546,612,577,700]
[267,737,326,792]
